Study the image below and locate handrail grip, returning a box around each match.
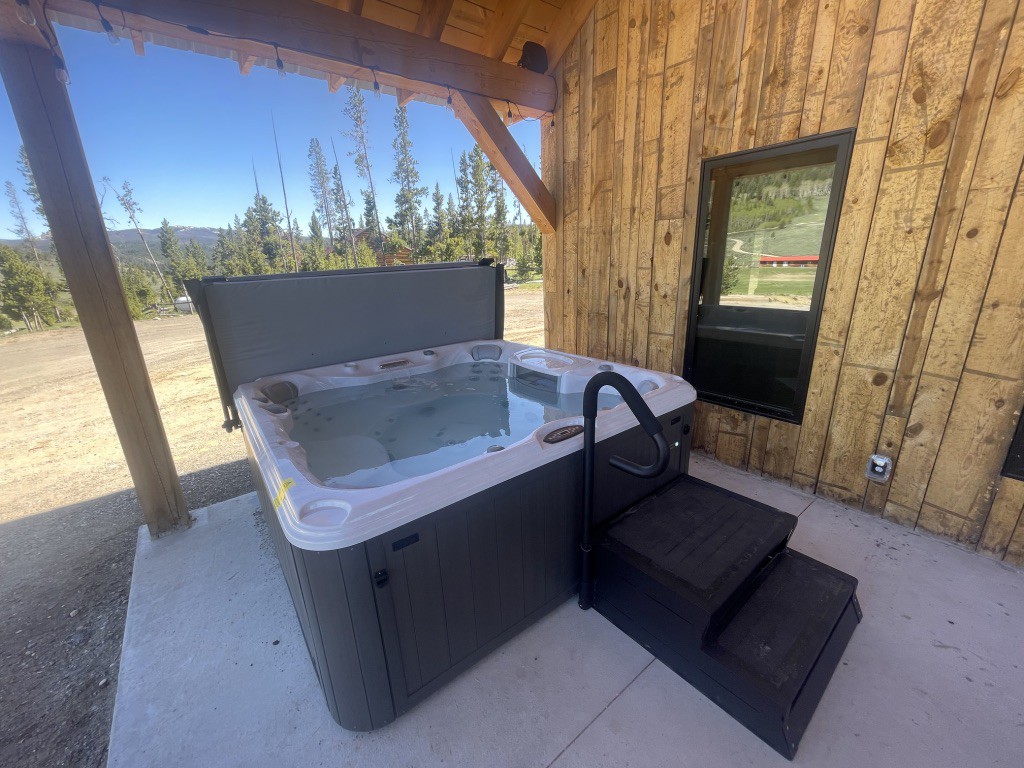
[579,372,670,610]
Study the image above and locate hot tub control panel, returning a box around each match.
[543,425,585,444]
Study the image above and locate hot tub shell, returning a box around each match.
[189,265,696,730]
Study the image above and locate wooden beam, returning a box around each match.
[130,28,146,55]
[0,0,53,46]
[395,87,415,106]
[542,0,598,74]
[452,90,555,234]
[327,72,345,92]
[414,0,454,39]
[0,42,189,536]
[479,0,528,60]
[238,53,256,75]
[77,0,555,112]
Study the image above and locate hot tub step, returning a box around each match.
[598,475,797,641]
[596,546,859,760]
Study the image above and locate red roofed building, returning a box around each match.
[758,255,819,267]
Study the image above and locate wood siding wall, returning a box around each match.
[541,0,1024,565]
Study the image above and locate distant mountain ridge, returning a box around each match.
[1,225,222,270]
[1,224,223,252]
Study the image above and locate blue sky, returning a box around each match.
[0,25,540,235]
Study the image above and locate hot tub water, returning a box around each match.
[284,362,622,488]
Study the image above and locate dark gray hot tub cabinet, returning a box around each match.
[249,405,691,730]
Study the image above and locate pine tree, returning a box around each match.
[17,145,45,229]
[468,146,491,258]
[5,180,43,269]
[211,227,237,273]
[488,165,510,266]
[387,106,427,249]
[242,193,290,272]
[454,151,473,237]
[0,245,54,330]
[300,211,338,271]
[158,218,183,263]
[343,85,385,259]
[307,138,337,253]
[119,263,157,320]
[330,162,356,268]
[169,239,209,293]
[104,178,174,302]
[360,190,382,252]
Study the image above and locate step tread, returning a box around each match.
[710,549,858,703]
[601,476,796,618]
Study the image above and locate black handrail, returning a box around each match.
[579,371,670,610]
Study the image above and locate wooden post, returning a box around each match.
[0,42,190,536]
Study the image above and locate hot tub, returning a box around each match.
[188,265,696,730]
[240,341,695,729]
[240,341,693,551]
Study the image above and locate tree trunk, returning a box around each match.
[21,310,32,331]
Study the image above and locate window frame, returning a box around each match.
[683,129,856,424]
[1002,412,1024,481]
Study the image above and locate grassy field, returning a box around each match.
[738,266,817,297]
[728,197,828,257]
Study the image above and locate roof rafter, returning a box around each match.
[130,28,145,55]
[478,0,528,60]
[238,53,255,75]
[414,0,454,40]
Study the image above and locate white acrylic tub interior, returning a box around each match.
[237,341,696,551]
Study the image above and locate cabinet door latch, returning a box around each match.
[373,569,390,588]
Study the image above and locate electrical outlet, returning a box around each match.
[866,454,893,483]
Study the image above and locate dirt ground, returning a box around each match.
[0,285,544,767]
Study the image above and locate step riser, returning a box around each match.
[597,536,792,643]
[596,588,860,759]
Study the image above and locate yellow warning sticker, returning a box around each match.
[272,478,296,510]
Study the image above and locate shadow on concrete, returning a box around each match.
[0,460,254,768]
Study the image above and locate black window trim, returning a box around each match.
[683,128,856,424]
[1002,410,1024,481]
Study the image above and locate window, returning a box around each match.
[683,131,854,423]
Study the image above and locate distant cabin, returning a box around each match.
[758,255,819,268]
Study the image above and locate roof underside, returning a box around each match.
[43,0,575,117]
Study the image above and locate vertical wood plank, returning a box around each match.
[817,0,880,132]
[560,37,582,354]
[575,13,595,356]
[541,75,563,350]
[703,0,746,156]
[670,0,718,375]
[732,0,772,151]
[630,0,670,367]
[800,0,841,136]
[762,420,800,482]
[587,1,619,358]
[746,415,772,474]
[978,477,1024,559]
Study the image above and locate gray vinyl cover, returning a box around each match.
[187,263,504,426]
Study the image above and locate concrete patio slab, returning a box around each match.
[107,465,1024,768]
[689,454,816,516]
